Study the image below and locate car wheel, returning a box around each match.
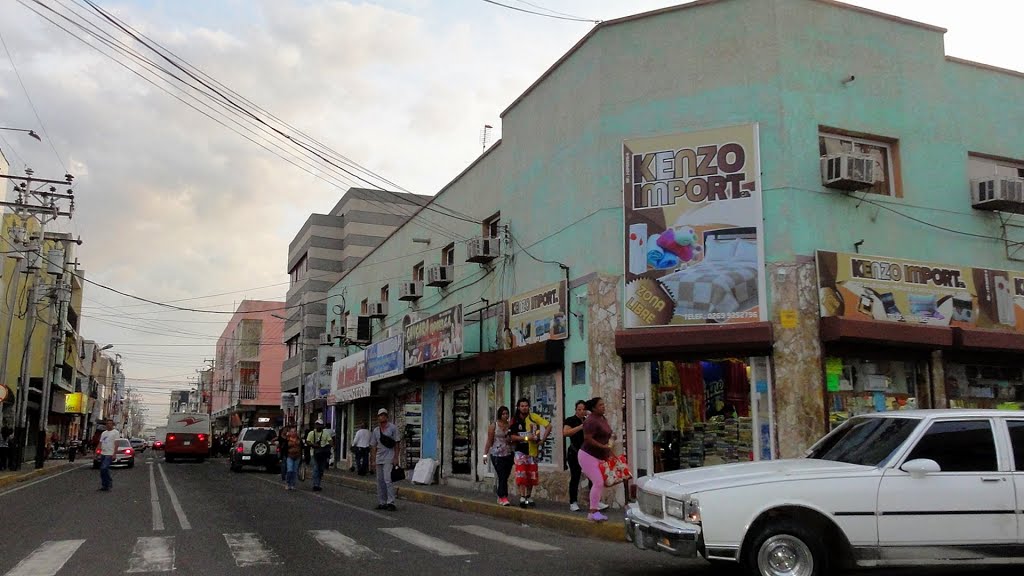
[252,441,269,457]
[92,462,99,469]
[747,521,825,576]
[166,455,175,463]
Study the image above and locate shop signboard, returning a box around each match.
[366,334,404,381]
[505,281,568,347]
[334,349,368,403]
[403,305,463,368]
[64,392,86,414]
[817,250,1024,331]
[622,124,766,328]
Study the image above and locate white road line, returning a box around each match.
[4,539,85,576]
[380,527,477,557]
[250,475,394,521]
[223,533,282,567]
[309,530,379,560]
[126,537,175,573]
[0,465,88,498]
[156,464,191,530]
[148,463,164,531]
[451,525,561,551]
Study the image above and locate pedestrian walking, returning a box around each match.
[351,422,371,476]
[563,400,587,512]
[278,426,292,483]
[579,397,613,522]
[483,405,514,506]
[509,397,551,508]
[284,427,302,490]
[370,408,400,511]
[97,419,121,492]
[305,419,334,492]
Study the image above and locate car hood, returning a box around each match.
[640,459,875,495]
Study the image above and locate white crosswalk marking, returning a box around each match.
[451,525,561,551]
[380,527,476,557]
[224,533,282,567]
[126,536,175,573]
[4,540,85,576]
[309,530,379,560]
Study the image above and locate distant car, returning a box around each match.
[92,438,135,469]
[130,438,147,453]
[230,427,279,472]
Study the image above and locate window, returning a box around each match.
[289,254,308,284]
[413,262,424,282]
[483,213,501,239]
[330,319,336,334]
[360,299,368,315]
[1009,421,1024,472]
[286,335,300,359]
[905,420,998,472]
[819,129,898,196]
[572,362,586,386]
[808,416,919,467]
[968,154,1024,181]
[380,285,389,303]
[442,243,455,266]
[343,311,350,330]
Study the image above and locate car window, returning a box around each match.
[115,439,132,447]
[1007,421,1024,472]
[807,416,919,466]
[905,420,998,472]
[243,429,275,442]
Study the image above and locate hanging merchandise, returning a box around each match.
[395,389,422,469]
[451,387,472,475]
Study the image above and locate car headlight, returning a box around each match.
[666,497,701,523]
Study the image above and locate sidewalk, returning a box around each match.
[323,467,626,542]
[0,459,77,490]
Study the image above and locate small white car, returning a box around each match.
[626,409,1024,576]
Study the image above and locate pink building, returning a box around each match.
[210,300,286,432]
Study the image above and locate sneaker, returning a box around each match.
[519,498,528,508]
[386,504,397,511]
[597,502,609,511]
[500,498,511,507]
[569,502,580,512]
[588,512,608,522]
[525,498,536,507]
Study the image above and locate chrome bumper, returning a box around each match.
[624,504,701,557]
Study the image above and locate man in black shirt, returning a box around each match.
[562,400,587,512]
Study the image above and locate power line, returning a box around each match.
[480,0,599,22]
[514,0,595,21]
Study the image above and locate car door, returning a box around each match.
[876,418,1016,555]
[1005,419,1024,545]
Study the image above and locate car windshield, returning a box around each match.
[806,416,920,466]
[115,439,132,448]
[243,429,275,442]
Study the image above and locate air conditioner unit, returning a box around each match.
[367,301,388,318]
[426,264,454,287]
[971,177,1024,213]
[467,236,500,263]
[319,333,332,345]
[330,324,345,339]
[352,316,372,343]
[398,281,423,301]
[346,314,357,336]
[820,153,875,191]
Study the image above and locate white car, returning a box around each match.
[626,409,1024,576]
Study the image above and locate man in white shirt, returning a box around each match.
[98,419,121,491]
[351,422,372,476]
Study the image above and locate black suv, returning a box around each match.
[230,427,279,472]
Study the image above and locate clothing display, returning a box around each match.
[451,387,472,474]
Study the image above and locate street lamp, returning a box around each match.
[0,127,42,141]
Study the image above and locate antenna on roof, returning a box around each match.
[481,124,493,153]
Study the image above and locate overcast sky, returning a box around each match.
[1,0,1020,427]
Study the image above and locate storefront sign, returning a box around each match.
[505,281,568,347]
[366,334,405,381]
[404,305,463,368]
[779,310,798,329]
[332,350,368,403]
[622,124,766,328]
[64,392,86,414]
[817,250,1024,331]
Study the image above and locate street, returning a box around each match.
[0,454,1020,576]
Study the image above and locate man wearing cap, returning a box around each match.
[306,419,334,492]
[370,408,401,511]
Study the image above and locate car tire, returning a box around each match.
[128,461,135,469]
[746,520,826,576]
[252,441,269,457]
[166,455,175,463]
[230,459,242,472]
[92,461,99,469]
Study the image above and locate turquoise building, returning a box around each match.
[316,0,1024,504]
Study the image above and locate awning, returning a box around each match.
[953,327,1024,353]
[419,340,564,381]
[614,322,774,361]
[819,317,953,349]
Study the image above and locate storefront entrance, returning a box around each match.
[392,388,422,470]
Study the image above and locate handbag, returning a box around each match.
[390,464,406,482]
[599,453,633,487]
[378,433,396,449]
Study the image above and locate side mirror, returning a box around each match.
[901,458,941,478]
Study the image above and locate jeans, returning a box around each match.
[376,464,396,505]
[491,454,514,499]
[312,453,329,488]
[576,449,605,511]
[100,455,113,489]
[286,457,299,488]
[567,447,582,504]
[353,447,369,476]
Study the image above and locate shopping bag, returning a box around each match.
[391,465,407,483]
[599,454,633,487]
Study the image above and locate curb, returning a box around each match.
[0,461,75,490]
[324,473,625,542]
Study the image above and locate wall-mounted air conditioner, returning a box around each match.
[467,236,500,263]
[426,264,454,287]
[820,153,875,191]
[398,281,423,301]
[366,301,388,318]
[318,333,332,345]
[971,177,1024,214]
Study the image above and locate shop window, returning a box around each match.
[572,362,586,386]
[905,420,997,472]
[945,363,1024,409]
[515,372,558,465]
[819,129,898,197]
[1007,421,1024,472]
[825,357,928,429]
[649,359,753,472]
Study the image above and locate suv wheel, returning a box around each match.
[747,521,825,576]
[252,441,269,457]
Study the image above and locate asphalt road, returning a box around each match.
[1,454,1022,576]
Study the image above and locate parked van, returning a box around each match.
[164,413,211,462]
